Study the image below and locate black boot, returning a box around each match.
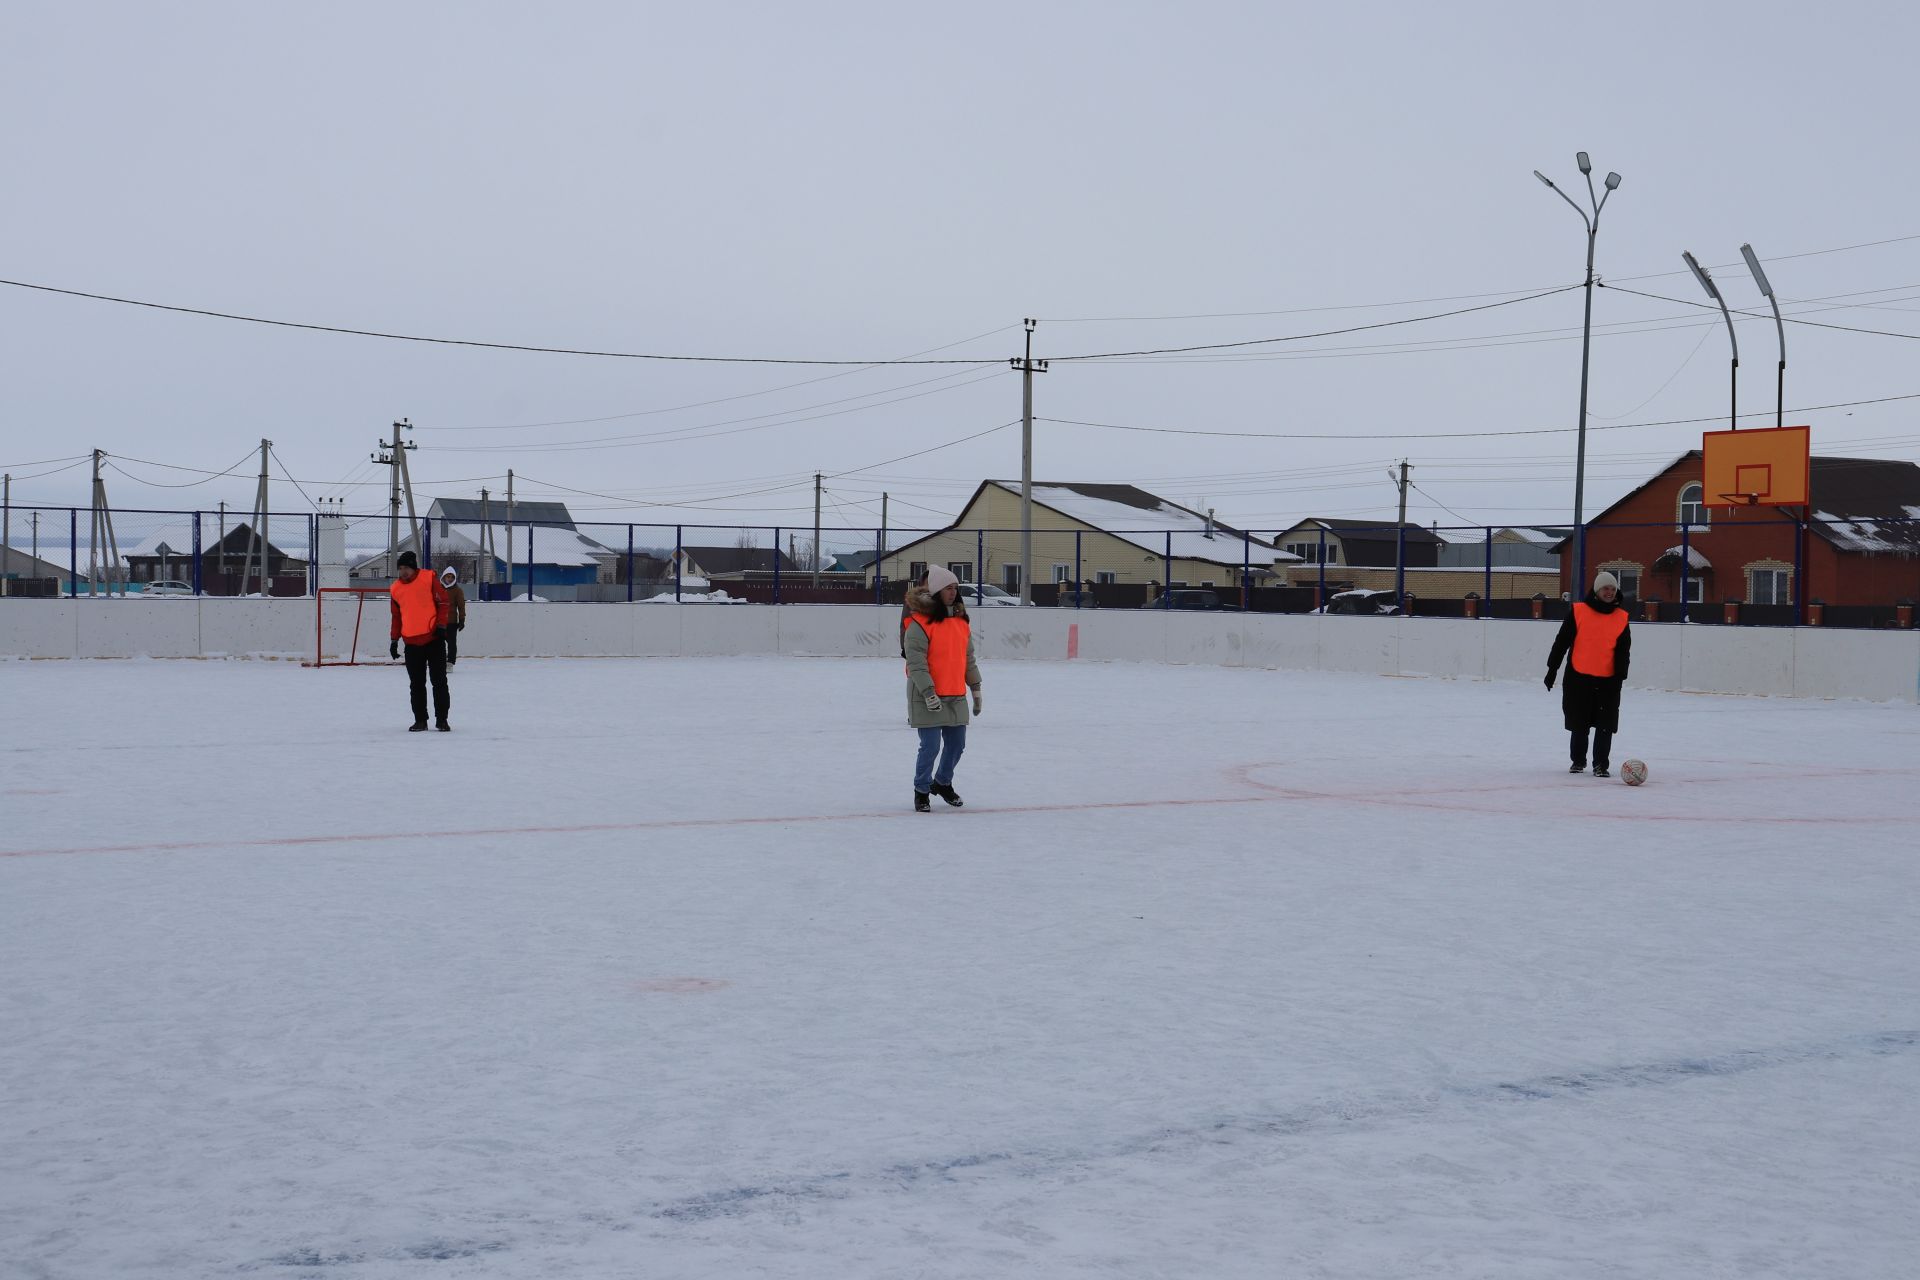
[914,790,931,813]
[436,720,451,732]
[409,720,429,732]
[1568,761,1584,773]
[931,782,964,808]
[1593,765,1611,778]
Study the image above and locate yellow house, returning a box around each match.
[870,481,1298,591]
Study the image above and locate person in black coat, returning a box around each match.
[1546,570,1631,777]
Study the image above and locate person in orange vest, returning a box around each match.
[388,550,453,732]
[902,564,982,812]
[1546,569,1631,777]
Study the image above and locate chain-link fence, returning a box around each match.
[2,505,1914,628]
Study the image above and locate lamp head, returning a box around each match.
[1682,251,1723,301]
[1604,172,1621,190]
[1532,169,1555,188]
[1576,152,1592,174]
[1740,243,1776,297]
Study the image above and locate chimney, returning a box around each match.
[1204,507,1215,539]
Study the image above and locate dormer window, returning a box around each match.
[1678,483,1710,529]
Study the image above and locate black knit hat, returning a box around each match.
[396,551,418,570]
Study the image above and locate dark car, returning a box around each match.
[1141,588,1227,611]
[1316,588,1401,616]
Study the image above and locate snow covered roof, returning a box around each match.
[985,482,1297,564]
[1813,512,1920,554]
[438,523,614,568]
[1657,545,1713,570]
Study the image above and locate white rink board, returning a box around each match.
[2,600,1916,702]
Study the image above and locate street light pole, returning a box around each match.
[1740,243,1785,428]
[1683,251,1740,432]
[1534,152,1621,595]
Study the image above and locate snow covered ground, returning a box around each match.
[3,656,1917,1279]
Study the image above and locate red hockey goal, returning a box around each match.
[305,587,391,667]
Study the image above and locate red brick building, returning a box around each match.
[1559,452,1920,612]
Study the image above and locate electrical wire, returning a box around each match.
[0,277,1013,367]
[1039,390,1920,441]
[1601,284,1920,340]
[827,421,1020,479]
[414,324,1019,432]
[105,447,260,489]
[269,446,322,510]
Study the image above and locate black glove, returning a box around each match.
[455,621,465,632]
[1544,669,1555,690]
[389,639,400,660]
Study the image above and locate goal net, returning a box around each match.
[306,587,391,667]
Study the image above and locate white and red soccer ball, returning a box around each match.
[1620,759,1648,786]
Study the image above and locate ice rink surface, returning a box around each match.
[4,655,1918,1278]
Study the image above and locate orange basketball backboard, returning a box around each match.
[1701,425,1810,508]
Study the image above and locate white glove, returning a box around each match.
[923,692,943,712]
[971,691,983,716]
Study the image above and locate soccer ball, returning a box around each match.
[1621,759,1648,786]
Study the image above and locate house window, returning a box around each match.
[946,561,972,582]
[1284,541,1332,564]
[1053,563,1072,582]
[1683,576,1704,603]
[1599,562,1641,600]
[1678,483,1710,529]
[1001,563,1022,591]
[1749,566,1791,605]
[1095,571,1117,585]
[908,560,927,581]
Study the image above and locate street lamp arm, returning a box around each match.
[1540,180,1593,232]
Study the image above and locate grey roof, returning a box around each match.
[680,545,800,575]
[1276,518,1445,545]
[429,497,576,529]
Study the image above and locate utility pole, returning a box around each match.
[1010,318,1049,606]
[372,422,419,577]
[479,487,495,593]
[2,472,10,597]
[32,510,39,567]
[1388,460,1412,604]
[880,491,888,560]
[812,471,823,586]
[88,449,123,597]
[239,438,271,596]
[392,419,423,567]
[505,469,516,597]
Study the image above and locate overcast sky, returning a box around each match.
[4,0,1917,554]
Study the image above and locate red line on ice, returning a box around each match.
[0,796,1276,860]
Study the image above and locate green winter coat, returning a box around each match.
[902,584,981,728]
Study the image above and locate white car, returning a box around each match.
[141,580,195,597]
[954,583,1022,606]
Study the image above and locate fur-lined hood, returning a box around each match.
[905,581,970,622]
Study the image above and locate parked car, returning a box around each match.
[140,580,194,597]
[955,583,1022,606]
[1141,588,1226,611]
[1314,588,1401,616]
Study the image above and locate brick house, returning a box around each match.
[1560,451,1920,610]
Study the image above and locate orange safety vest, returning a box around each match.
[1570,602,1628,677]
[390,572,443,642]
[903,613,971,697]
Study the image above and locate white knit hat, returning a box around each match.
[924,565,959,595]
[1593,570,1620,592]
[440,565,458,585]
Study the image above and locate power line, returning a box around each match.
[1602,283,1920,340]
[269,445,322,510]
[0,277,1010,366]
[827,420,1020,479]
[1039,390,1920,442]
[105,447,260,489]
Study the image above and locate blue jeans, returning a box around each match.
[914,726,966,792]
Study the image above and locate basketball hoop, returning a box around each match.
[1716,493,1761,507]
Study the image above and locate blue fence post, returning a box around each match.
[1680,521,1691,621]
[1793,511,1805,622]
[1074,530,1082,608]
[1395,523,1407,606]
[69,508,78,598]
[627,525,635,603]
[192,512,203,596]
[525,523,533,602]
[1317,527,1327,607]
[976,529,985,603]
[873,526,883,606]
[1162,531,1172,607]
[307,513,317,596]
[674,526,683,602]
[423,519,432,571]
[772,528,781,604]
[1483,526,1493,613]
[1242,531,1251,609]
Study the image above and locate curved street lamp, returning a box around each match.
[1534,152,1622,594]
[1740,243,1786,428]
[1683,250,1739,432]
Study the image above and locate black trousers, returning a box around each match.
[404,636,451,725]
[1571,727,1613,770]
[444,623,459,665]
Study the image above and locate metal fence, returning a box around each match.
[1,505,1914,629]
